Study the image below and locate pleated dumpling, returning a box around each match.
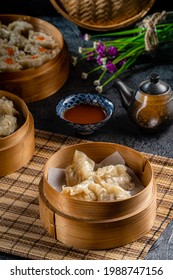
[0,96,20,137]
[62,177,109,201]
[94,164,135,191]
[65,150,95,186]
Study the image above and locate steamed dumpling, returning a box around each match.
[62,171,131,201]
[65,150,95,186]
[62,150,137,201]
[7,20,33,35]
[0,114,18,137]
[94,164,135,191]
[0,96,20,137]
[0,19,60,71]
[62,177,109,201]
[28,30,59,49]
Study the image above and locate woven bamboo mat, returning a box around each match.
[0,129,173,260]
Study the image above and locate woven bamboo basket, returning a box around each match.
[0,14,69,103]
[39,142,156,249]
[0,90,35,176]
[50,0,155,31]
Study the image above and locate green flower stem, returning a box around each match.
[78,18,173,92]
[87,65,102,75]
[101,49,143,88]
[98,70,107,82]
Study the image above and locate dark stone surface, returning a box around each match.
[0,1,173,260]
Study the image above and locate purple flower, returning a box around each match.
[96,53,106,65]
[106,61,117,73]
[96,42,106,56]
[86,52,94,61]
[117,59,126,68]
[108,46,118,57]
[96,56,103,65]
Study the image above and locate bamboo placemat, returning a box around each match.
[0,129,173,260]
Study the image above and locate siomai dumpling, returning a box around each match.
[28,30,59,49]
[0,55,22,72]
[65,150,95,186]
[7,20,33,35]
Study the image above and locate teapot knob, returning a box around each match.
[150,73,160,84]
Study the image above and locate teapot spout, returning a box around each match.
[114,78,134,109]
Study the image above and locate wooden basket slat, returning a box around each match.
[50,0,156,31]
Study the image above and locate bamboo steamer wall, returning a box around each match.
[0,90,35,176]
[50,0,155,31]
[39,142,156,249]
[0,14,69,103]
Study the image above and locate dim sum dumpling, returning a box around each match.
[0,44,20,57]
[28,30,59,49]
[16,53,51,69]
[0,24,11,39]
[0,114,18,137]
[62,177,109,201]
[62,173,131,201]
[65,150,95,186]
[24,43,59,57]
[0,56,22,72]
[7,20,33,34]
[0,96,19,116]
[94,164,135,191]
[0,96,20,137]
[8,33,29,49]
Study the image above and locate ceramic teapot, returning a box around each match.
[114,73,173,130]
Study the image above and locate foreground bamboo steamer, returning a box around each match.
[39,142,156,249]
[0,14,69,103]
[0,90,35,176]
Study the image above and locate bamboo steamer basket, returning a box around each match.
[0,14,69,103]
[0,90,35,176]
[50,0,155,31]
[39,142,156,249]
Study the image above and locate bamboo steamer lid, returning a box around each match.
[0,90,35,176]
[39,142,156,249]
[0,14,69,103]
[50,0,155,31]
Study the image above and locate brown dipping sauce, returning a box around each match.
[63,104,106,124]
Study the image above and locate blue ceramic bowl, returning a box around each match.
[56,93,114,134]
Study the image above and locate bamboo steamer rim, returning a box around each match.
[40,179,156,223]
[0,14,65,77]
[43,142,154,205]
[50,0,156,31]
[0,90,30,150]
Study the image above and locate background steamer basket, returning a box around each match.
[39,142,156,249]
[50,0,156,31]
[0,14,69,103]
[0,90,35,176]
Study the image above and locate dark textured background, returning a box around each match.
[0,0,172,16]
[0,0,173,260]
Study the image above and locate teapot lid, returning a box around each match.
[140,73,169,95]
